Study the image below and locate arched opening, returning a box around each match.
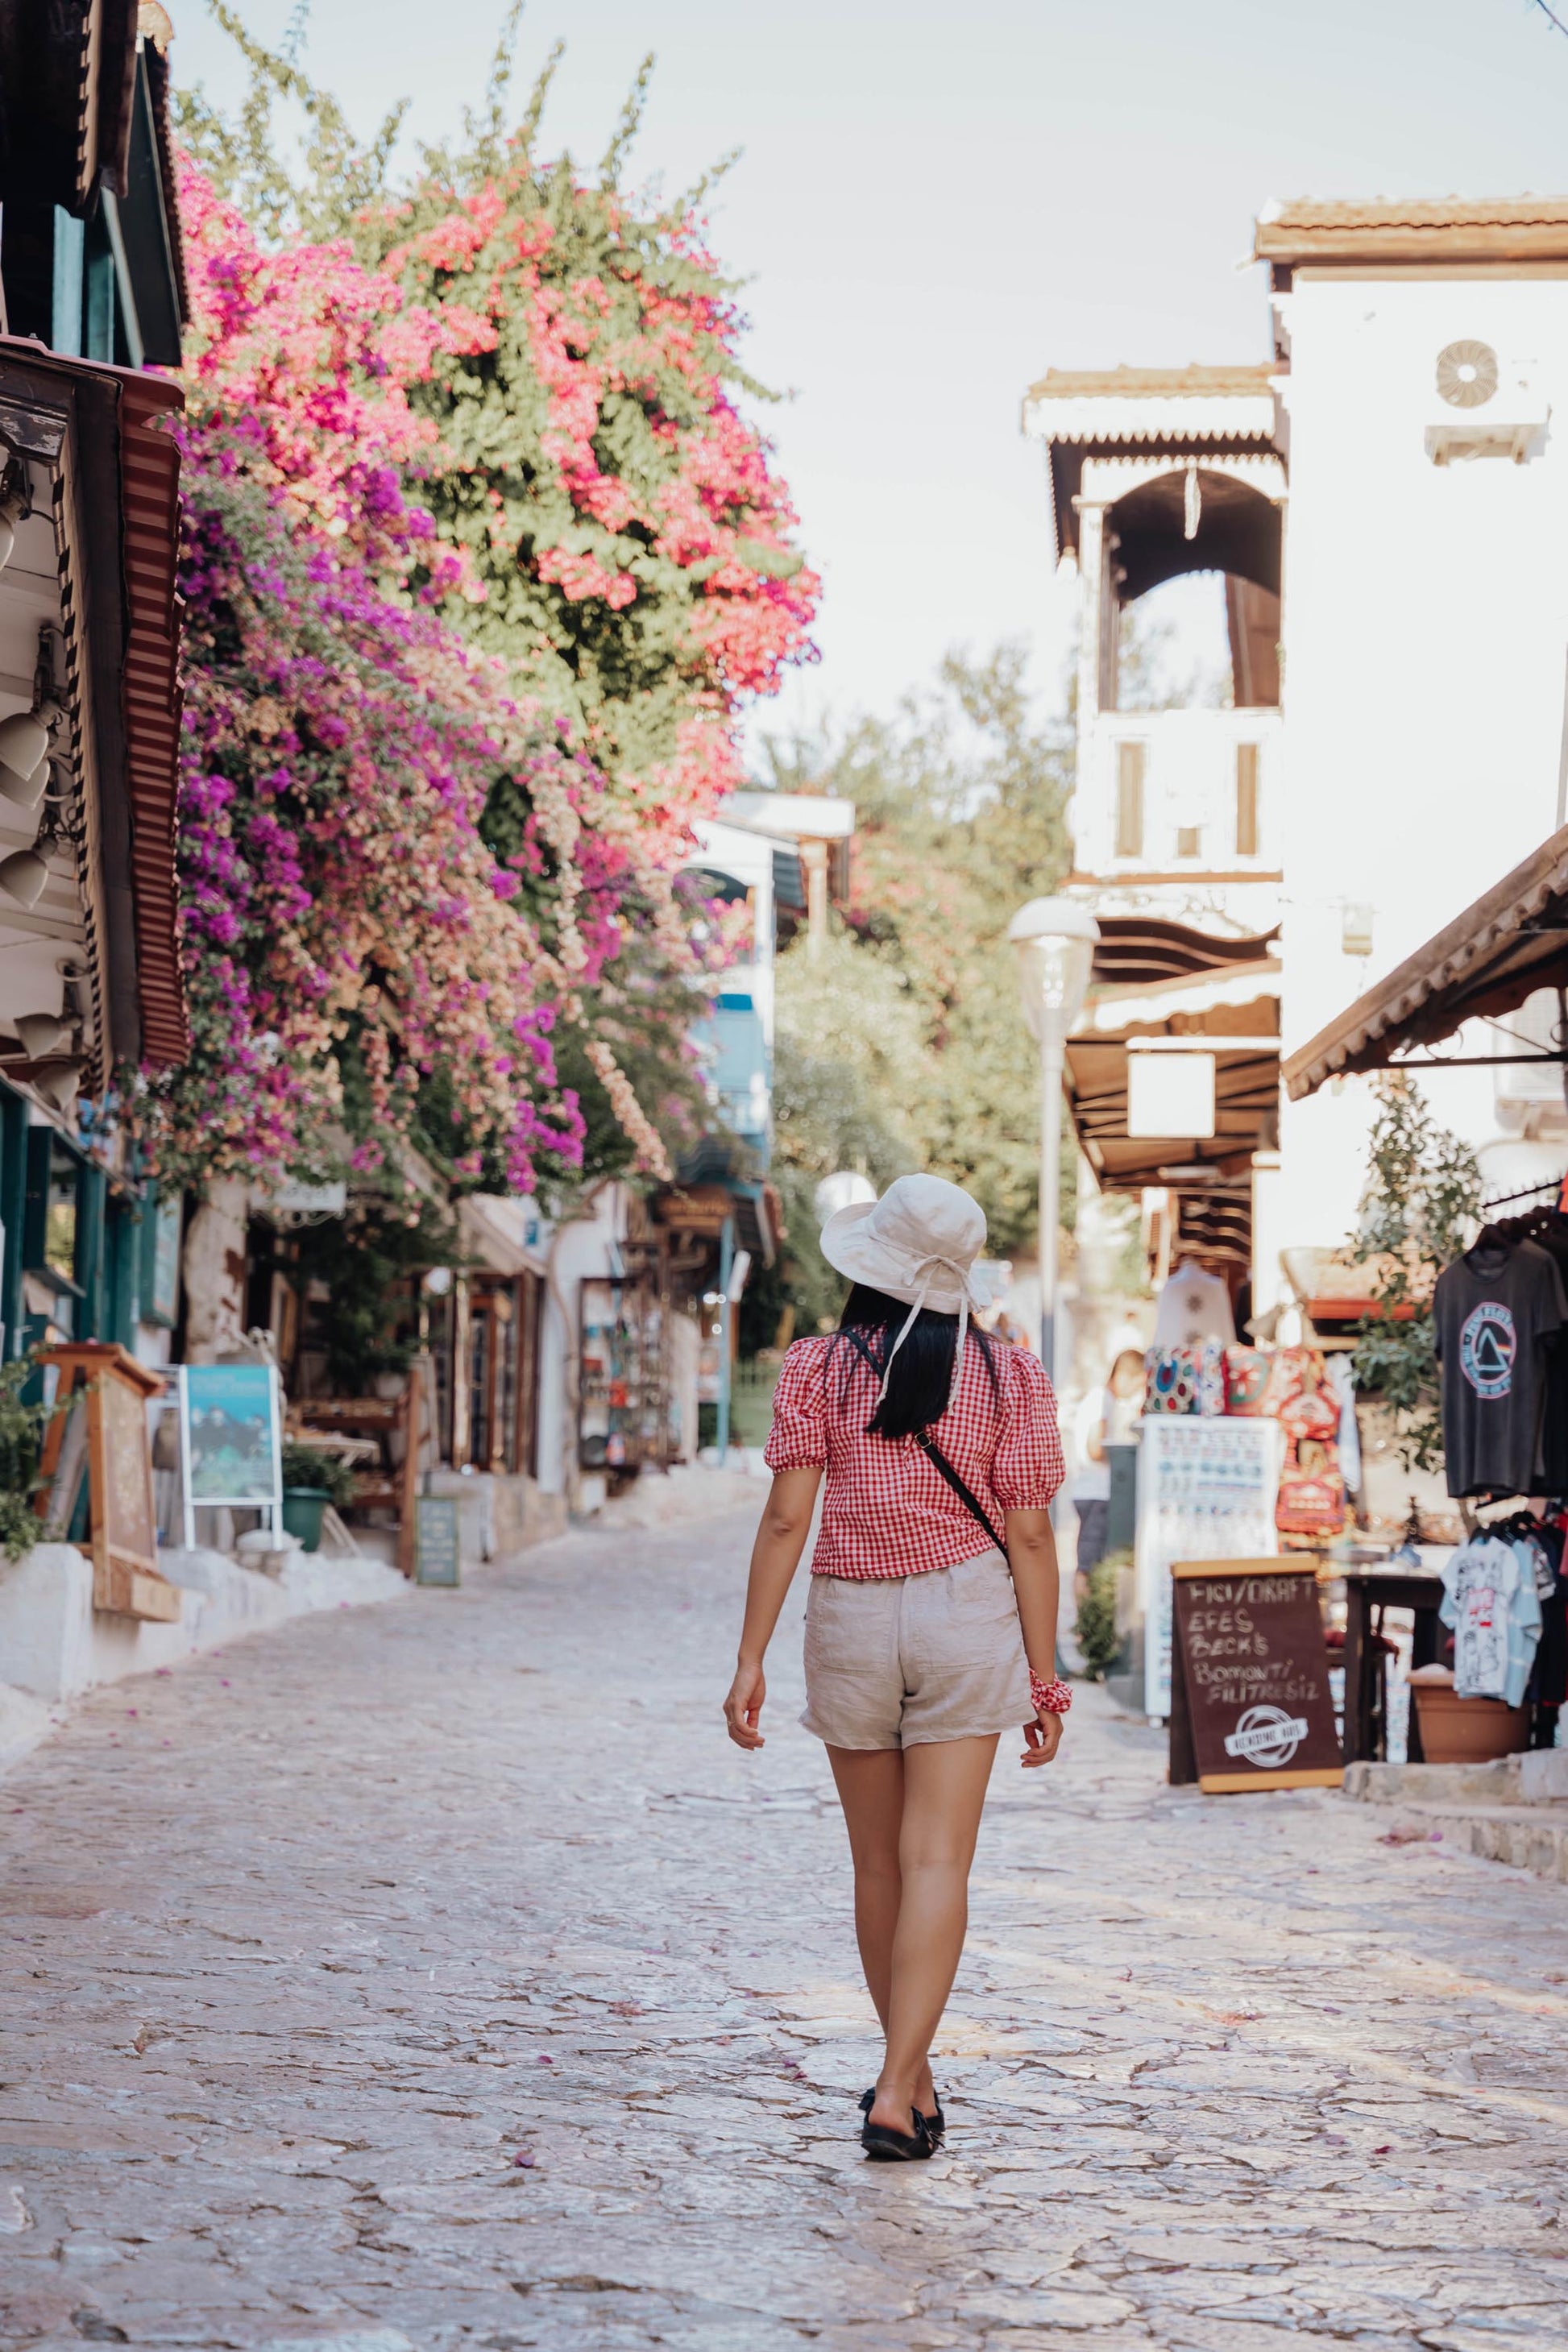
[1105,469,1282,712]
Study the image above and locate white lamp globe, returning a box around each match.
[1006,898,1101,1048]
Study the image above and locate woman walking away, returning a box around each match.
[723,1174,1069,2162]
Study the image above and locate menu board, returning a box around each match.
[97,1371,158,1570]
[1169,1559,1343,1793]
[37,1345,175,1622]
[1136,1416,1284,1719]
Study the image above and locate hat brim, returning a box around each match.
[819,1200,971,1313]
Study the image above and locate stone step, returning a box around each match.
[1346,1750,1568,1807]
[1344,1756,1568,1883]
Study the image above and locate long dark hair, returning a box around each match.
[832,1282,1002,1441]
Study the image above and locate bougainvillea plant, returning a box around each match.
[378,113,820,833]
[168,26,819,1197]
[147,162,630,1193]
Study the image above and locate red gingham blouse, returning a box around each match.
[763,1332,1064,1580]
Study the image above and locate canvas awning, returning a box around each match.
[1282,823,1568,1101]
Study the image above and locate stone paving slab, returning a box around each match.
[3,1509,1568,2347]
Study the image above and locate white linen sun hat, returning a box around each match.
[819,1172,988,1404]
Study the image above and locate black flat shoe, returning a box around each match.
[860,2103,934,2162]
[860,2086,944,2143]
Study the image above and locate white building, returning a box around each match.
[686,790,857,1158]
[1026,197,1568,1319]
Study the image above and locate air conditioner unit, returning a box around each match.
[1425,339,1548,466]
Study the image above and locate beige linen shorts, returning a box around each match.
[800,1547,1032,1751]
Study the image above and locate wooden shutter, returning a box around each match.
[1115,741,1145,857]
[1235,743,1260,857]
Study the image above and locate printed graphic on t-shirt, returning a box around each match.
[1460,1300,1516,1398]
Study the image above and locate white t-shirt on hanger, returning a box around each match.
[1152,1261,1235,1350]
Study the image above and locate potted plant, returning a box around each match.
[279,1443,358,1554]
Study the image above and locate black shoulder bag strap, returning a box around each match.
[841,1327,1009,1560]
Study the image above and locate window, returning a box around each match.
[1176,826,1201,860]
[1235,743,1260,857]
[23,1130,86,1345]
[1115,741,1145,857]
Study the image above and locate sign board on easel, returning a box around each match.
[36,1345,176,1621]
[1168,1559,1343,1793]
[178,1363,284,1546]
[414,1495,461,1587]
[1136,1416,1284,1719]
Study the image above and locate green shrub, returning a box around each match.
[0,1357,48,1562]
[1075,1548,1130,1682]
[280,1443,359,1507]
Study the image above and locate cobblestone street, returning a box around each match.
[3,1510,1568,2350]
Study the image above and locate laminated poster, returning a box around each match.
[180,1363,283,1515]
[1135,1415,1284,1720]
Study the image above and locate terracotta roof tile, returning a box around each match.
[1256,196,1568,265]
[1026,362,1274,404]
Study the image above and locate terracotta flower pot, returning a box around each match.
[1411,1684,1528,1765]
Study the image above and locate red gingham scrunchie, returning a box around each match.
[1030,1672,1072,1717]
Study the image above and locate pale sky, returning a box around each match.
[174,0,1568,747]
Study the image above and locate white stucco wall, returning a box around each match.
[536,1182,630,1508]
[1275,268,1568,1252]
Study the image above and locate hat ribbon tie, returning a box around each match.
[874,1251,984,1412]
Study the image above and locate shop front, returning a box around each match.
[222,1175,558,1570]
[1283,819,1568,1773]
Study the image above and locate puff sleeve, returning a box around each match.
[763,1340,828,1471]
[990,1347,1065,1511]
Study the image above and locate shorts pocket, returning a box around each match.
[804,1574,887,1672]
[922,1553,1023,1670]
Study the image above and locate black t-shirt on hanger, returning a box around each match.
[1433,1239,1568,1498]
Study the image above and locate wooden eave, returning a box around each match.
[0,340,186,1072]
[1283,823,1568,1102]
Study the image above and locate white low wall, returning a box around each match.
[0,1541,409,1707]
[587,1456,769,1533]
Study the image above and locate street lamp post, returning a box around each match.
[1007,898,1101,1379]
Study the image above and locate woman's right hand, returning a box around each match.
[724,1660,767,1750]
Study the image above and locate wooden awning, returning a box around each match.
[1091,917,1279,990]
[1282,823,1568,1101]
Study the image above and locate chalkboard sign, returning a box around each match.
[415,1495,461,1587]
[1169,1558,1342,1793]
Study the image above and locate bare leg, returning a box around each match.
[825,1746,934,2114]
[867,1734,998,2135]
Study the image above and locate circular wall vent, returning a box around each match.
[1436,339,1499,409]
